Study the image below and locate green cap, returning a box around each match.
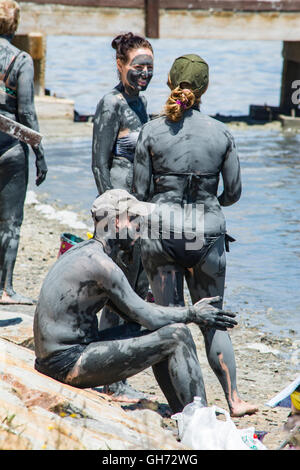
[169,54,209,95]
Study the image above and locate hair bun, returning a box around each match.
[111,32,134,50]
[111,32,153,64]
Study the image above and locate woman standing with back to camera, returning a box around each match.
[134,54,258,417]
[92,32,154,401]
[0,0,47,305]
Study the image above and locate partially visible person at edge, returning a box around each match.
[0,0,47,305]
[133,54,258,417]
[91,32,154,401]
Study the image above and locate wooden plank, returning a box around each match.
[145,0,159,38]
[0,114,43,147]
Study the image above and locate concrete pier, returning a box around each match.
[12,32,46,96]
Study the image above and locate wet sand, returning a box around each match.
[0,194,297,450]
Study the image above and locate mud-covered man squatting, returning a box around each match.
[34,190,237,413]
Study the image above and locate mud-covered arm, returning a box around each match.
[218,130,242,206]
[17,54,47,186]
[101,260,191,330]
[92,95,120,195]
[133,125,152,201]
[102,260,236,331]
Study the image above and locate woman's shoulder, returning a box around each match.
[143,114,165,129]
[95,88,124,115]
[195,111,234,138]
[6,47,33,79]
[196,110,225,127]
[5,42,33,68]
[100,87,122,104]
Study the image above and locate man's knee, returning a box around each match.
[172,323,194,343]
[160,322,194,347]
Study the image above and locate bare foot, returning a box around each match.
[0,290,36,305]
[102,381,158,404]
[230,398,259,417]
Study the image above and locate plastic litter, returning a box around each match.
[172,397,267,450]
[265,374,300,409]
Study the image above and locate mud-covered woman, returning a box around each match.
[91,32,154,400]
[0,0,47,305]
[133,54,258,417]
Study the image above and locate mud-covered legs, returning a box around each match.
[185,237,257,415]
[0,144,34,304]
[65,322,207,413]
[141,237,258,416]
[0,221,21,296]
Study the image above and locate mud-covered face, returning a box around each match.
[117,214,141,248]
[118,47,153,94]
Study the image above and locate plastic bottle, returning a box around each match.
[174,397,205,439]
[182,397,205,417]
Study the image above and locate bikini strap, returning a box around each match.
[153,171,218,178]
[3,51,22,84]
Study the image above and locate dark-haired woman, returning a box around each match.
[133,54,258,417]
[92,32,154,401]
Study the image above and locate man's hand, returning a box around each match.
[35,156,47,186]
[192,296,237,330]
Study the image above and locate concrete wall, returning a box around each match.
[159,10,300,41]
[17,4,145,36]
[17,3,300,40]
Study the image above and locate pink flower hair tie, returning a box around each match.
[176,99,187,109]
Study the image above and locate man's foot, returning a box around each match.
[0,290,36,305]
[103,380,158,404]
[229,398,259,417]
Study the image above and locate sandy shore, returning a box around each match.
[0,187,298,451]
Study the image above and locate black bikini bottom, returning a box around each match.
[161,233,224,268]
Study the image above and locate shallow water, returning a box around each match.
[44,36,283,117]
[28,36,299,339]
